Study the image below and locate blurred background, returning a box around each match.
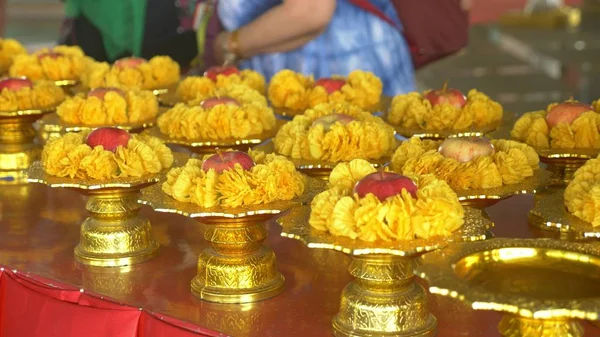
[4,0,598,115]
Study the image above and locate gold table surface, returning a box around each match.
[1,184,599,337]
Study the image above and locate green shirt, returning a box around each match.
[64,0,147,60]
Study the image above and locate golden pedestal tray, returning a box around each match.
[25,155,186,267]
[278,205,493,337]
[145,119,284,156]
[252,139,390,180]
[389,121,501,141]
[529,187,600,239]
[499,6,581,29]
[535,148,599,186]
[37,112,158,144]
[0,107,54,184]
[271,95,391,119]
[417,238,600,337]
[138,177,325,304]
[455,169,552,209]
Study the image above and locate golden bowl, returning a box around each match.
[278,205,493,337]
[417,238,600,337]
[138,176,325,304]
[534,147,599,186]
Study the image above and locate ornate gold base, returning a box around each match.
[546,162,582,186]
[76,188,159,267]
[0,113,45,184]
[333,255,437,337]
[498,314,583,337]
[191,216,284,304]
[299,168,332,181]
[499,7,581,29]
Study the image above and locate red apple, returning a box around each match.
[314,78,345,94]
[353,171,418,201]
[114,57,147,69]
[0,77,33,91]
[546,100,594,128]
[204,65,240,81]
[86,127,131,152]
[37,51,63,60]
[424,82,467,109]
[311,114,356,132]
[87,87,126,100]
[438,137,495,163]
[201,150,255,173]
[200,96,240,109]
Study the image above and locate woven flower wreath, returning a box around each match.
[309,159,464,242]
[0,78,65,111]
[391,137,539,190]
[388,87,503,131]
[176,66,265,102]
[158,84,276,140]
[274,102,395,162]
[0,38,26,74]
[564,155,600,227]
[9,45,90,82]
[268,69,383,111]
[42,130,173,180]
[82,56,180,91]
[162,149,306,208]
[512,99,600,149]
[57,88,158,125]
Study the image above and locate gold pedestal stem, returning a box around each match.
[191,216,285,304]
[333,255,437,337]
[546,163,581,186]
[498,314,583,337]
[75,188,159,267]
[0,115,42,183]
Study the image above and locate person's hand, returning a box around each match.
[213,32,227,65]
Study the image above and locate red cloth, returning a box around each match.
[0,266,224,337]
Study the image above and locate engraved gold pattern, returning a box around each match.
[278,205,492,337]
[417,238,600,337]
[138,176,325,303]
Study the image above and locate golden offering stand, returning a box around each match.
[278,206,493,337]
[535,148,598,185]
[271,96,391,119]
[145,120,284,156]
[138,177,324,304]
[391,122,501,141]
[529,187,600,239]
[0,107,54,184]
[417,238,600,337]
[252,139,389,180]
[499,2,581,29]
[25,155,186,267]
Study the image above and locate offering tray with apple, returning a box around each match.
[253,139,390,180]
[417,238,600,337]
[138,151,326,304]
[278,205,493,337]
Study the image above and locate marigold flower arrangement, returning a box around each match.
[162,149,306,208]
[309,159,464,242]
[42,128,173,180]
[391,137,539,190]
[56,87,158,125]
[0,78,65,111]
[273,102,395,162]
[268,69,383,111]
[511,99,600,149]
[388,84,503,131]
[158,85,276,140]
[0,38,27,74]
[81,56,180,91]
[564,155,600,227]
[176,65,265,102]
[9,45,90,82]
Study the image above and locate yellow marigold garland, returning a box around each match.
[0,80,65,111]
[274,102,395,162]
[268,69,383,111]
[0,38,26,74]
[390,137,539,190]
[388,90,503,130]
[309,159,464,242]
[162,150,306,208]
[56,90,158,125]
[158,85,276,140]
[42,132,173,180]
[564,155,600,227]
[176,70,265,102]
[9,45,90,81]
[511,102,600,149]
[81,56,180,90]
